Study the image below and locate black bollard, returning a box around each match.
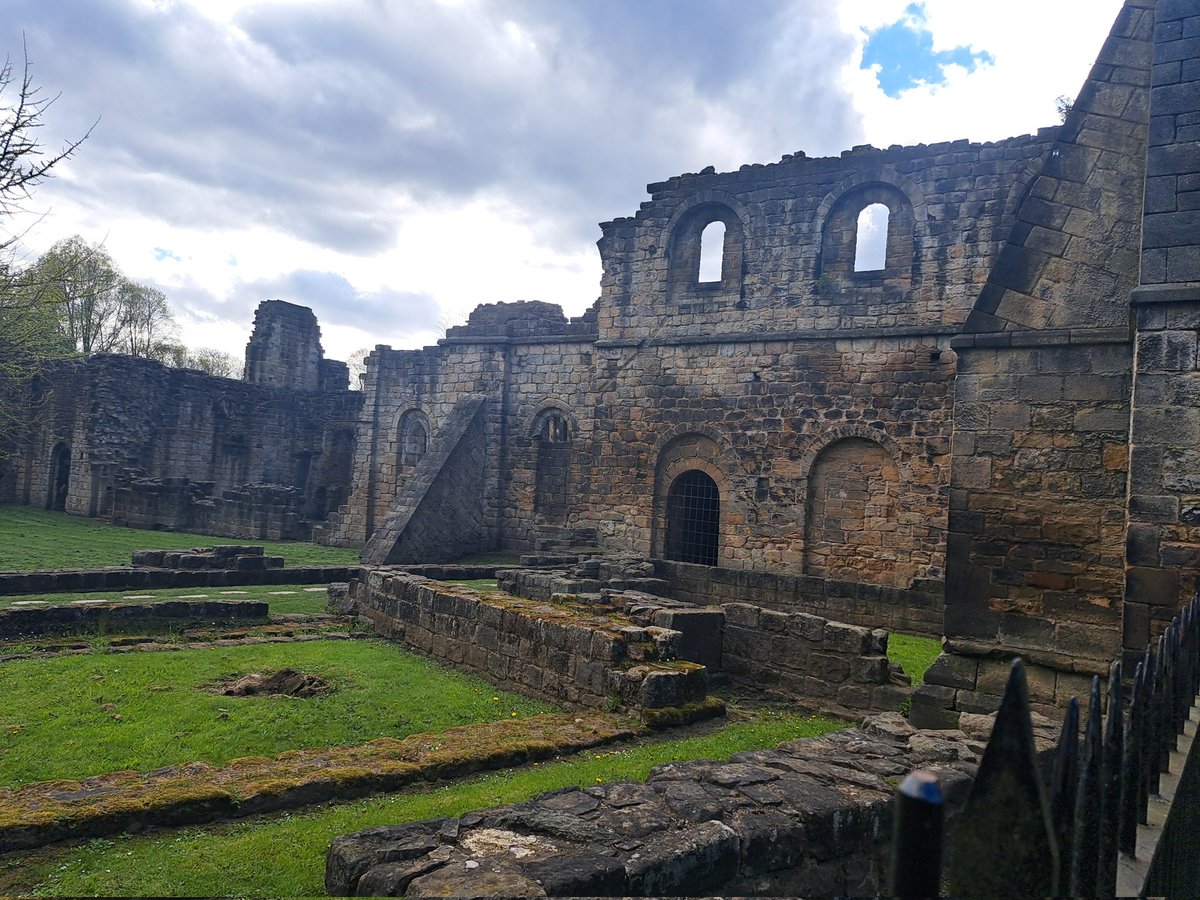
[890,770,944,899]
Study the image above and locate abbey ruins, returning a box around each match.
[2,0,1198,724]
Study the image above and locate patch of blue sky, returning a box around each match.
[862,3,994,98]
[153,247,182,262]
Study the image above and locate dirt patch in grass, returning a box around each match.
[214,669,332,698]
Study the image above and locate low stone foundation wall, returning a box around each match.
[350,571,714,717]
[722,603,910,713]
[0,565,359,597]
[660,560,944,636]
[326,713,985,897]
[910,644,1106,728]
[0,598,269,639]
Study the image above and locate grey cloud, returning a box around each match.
[10,0,863,254]
[231,269,440,335]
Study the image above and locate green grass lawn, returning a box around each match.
[0,639,554,788]
[0,709,844,898]
[0,505,360,571]
[0,582,333,615]
[888,632,942,685]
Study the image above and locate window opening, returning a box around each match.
[665,470,720,566]
[399,414,428,468]
[854,203,889,272]
[698,221,726,283]
[540,412,569,444]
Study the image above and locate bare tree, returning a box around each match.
[116,279,178,358]
[181,347,240,378]
[346,347,370,389]
[0,44,93,252]
[0,47,90,452]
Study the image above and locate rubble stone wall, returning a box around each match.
[350,570,709,713]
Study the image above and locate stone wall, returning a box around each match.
[1123,0,1200,660]
[349,570,712,716]
[1,302,360,539]
[326,713,990,898]
[720,603,909,714]
[0,598,269,640]
[0,564,358,596]
[661,560,943,635]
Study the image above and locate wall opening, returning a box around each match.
[533,409,570,521]
[47,442,70,512]
[665,470,720,566]
[854,203,889,272]
[698,221,726,283]
[398,411,429,469]
[667,201,744,299]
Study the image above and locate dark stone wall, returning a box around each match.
[2,300,360,540]
[1124,0,1200,658]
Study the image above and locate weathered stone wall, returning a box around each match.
[720,602,908,713]
[243,300,326,392]
[660,560,943,635]
[350,570,711,714]
[360,397,489,564]
[326,713,989,898]
[1123,0,1200,661]
[0,598,269,640]
[1,304,360,539]
[0,564,358,596]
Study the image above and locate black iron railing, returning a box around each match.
[891,595,1200,897]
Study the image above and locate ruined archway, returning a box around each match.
[47,442,70,512]
[804,436,913,588]
[664,470,721,566]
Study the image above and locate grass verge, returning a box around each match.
[0,708,844,898]
[0,506,359,571]
[0,639,554,788]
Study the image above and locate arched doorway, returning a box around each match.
[664,469,720,566]
[48,442,70,512]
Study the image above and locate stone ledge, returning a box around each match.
[1130,282,1200,304]
[0,713,640,853]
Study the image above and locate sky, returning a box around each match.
[3,0,1125,364]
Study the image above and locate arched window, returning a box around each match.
[854,203,889,272]
[397,411,429,469]
[667,201,745,299]
[698,221,726,282]
[665,470,720,566]
[538,411,569,444]
[818,183,915,286]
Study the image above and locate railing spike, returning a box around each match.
[1070,675,1102,898]
[1148,644,1163,796]
[1049,696,1079,890]
[948,658,1057,897]
[1099,659,1123,895]
[1121,660,1145,854]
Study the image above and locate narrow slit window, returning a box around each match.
[854,203,889,272]
[698,221,726,283]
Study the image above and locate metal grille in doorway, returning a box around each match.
[665,470,720,566]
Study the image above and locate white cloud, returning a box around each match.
[3,0,1131,366]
